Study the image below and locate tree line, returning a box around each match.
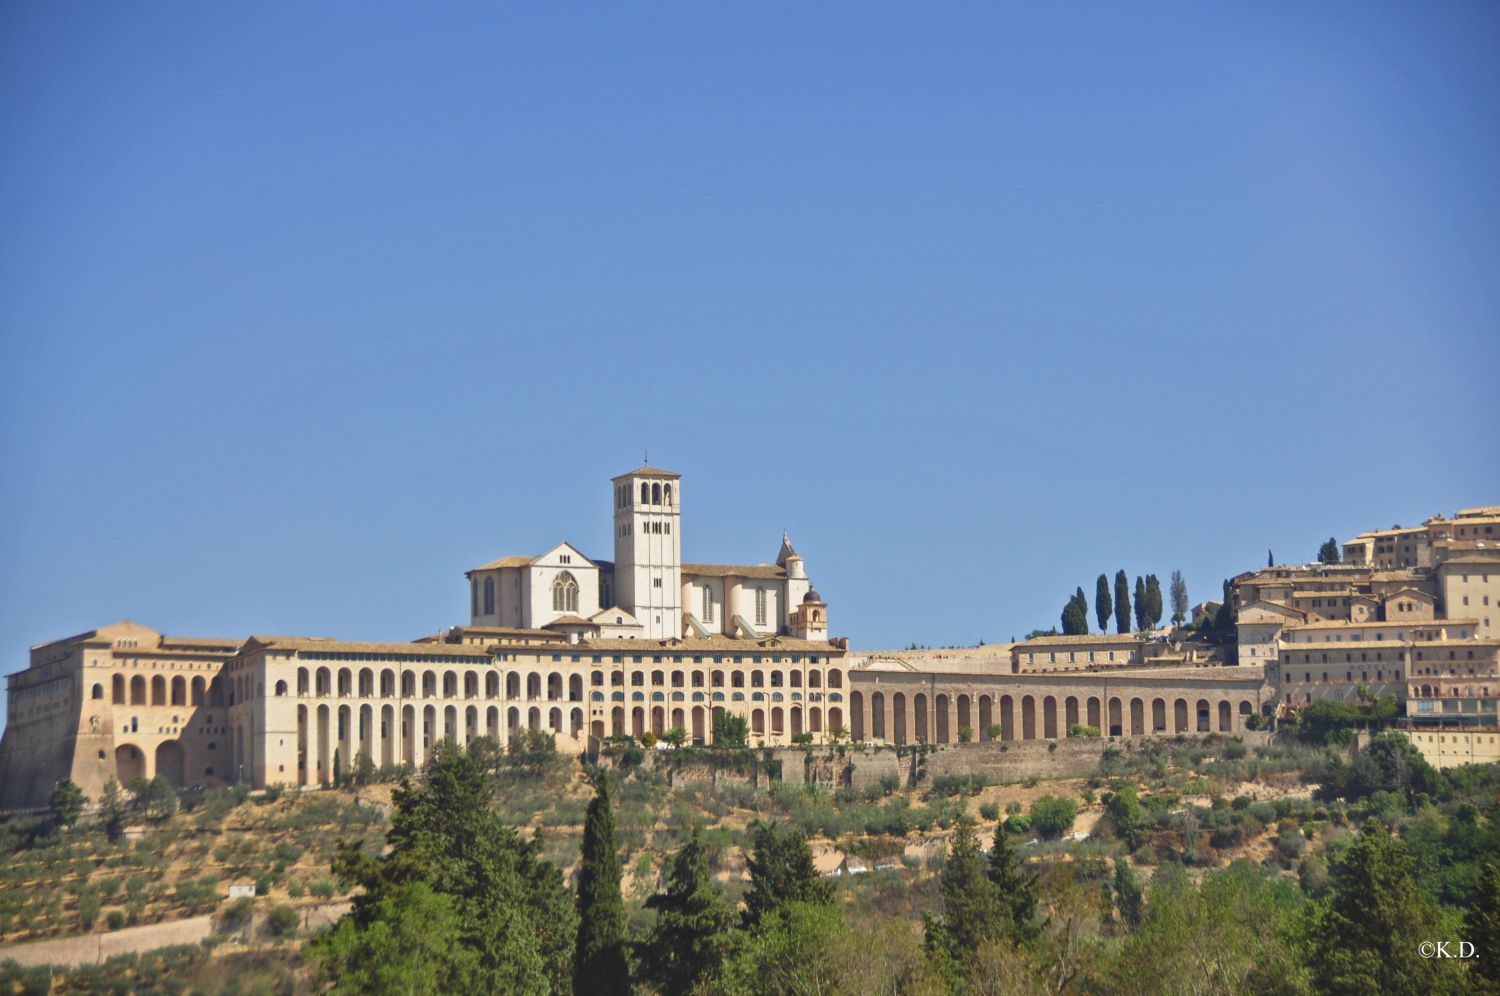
[1059,571,1187,636]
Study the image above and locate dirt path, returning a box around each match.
[0,903,349,969]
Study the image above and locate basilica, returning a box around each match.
[0,468,849,807]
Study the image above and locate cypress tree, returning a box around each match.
[925,818,1005,972]
[640,828,737,995]
[1113,856,1142,929]
[575,774,630,995]
[1095,574,1112,633]
[1145,574,1163,629]
[1133,576,1147,631]
[1114,570,1130,635]
[1075,587,1089,634]
[742,822,832,929]
[986,824,1038,940]
[1318,538,1341,564]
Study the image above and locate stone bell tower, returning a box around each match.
[612,467,682,639]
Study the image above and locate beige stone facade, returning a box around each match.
[1402,728,1500,769]
[0,468,847,804]
[0,622,239,808]
[846,655,1268,744]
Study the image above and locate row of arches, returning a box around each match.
[847,689,1258,744]
[112,740,197,787]
[103,674,223,708]
[288,666,845,702]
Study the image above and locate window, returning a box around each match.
[552,571,579,613]
[483,576,495,615]
[653,578,662,589]
[755,588,767,626]
[702,585,716,623]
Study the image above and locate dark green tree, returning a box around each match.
[1468,863,1500,992]
[313,740,576,993]
[713,710,749,747]
[1114,570,1131,635]
[575,774,630,995]
[924,817,1006,977]
[48,778,86,830]
[1145,574,1163,629]
[639,828,738,995]
[1133,576,1147,630]
[1268,549,1274,567]
[1074,587,1089,632]
[1112,857,1143,929]
[1214,579,1234,631]
[98,777,126,841]
[314,882,478,994]
[987,823,1038,940]
[1061,593,1088,636]
[1169,570,1189,626]
[743,821,832,930]
[1310,820,1455,995]
[1095,574,1113,633]
[1318,538,1341,564]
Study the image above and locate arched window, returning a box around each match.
[701,585,716,623]
[274,680,288,696]
[641,482,650,504]
[91,683,104,700]
[552,571,579,613]
[664,484,673,506]
[483,576,495,615]
[651,483,661,505]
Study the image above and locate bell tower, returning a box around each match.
[611,467,682,639]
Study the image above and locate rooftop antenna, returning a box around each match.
[644,448,648,465]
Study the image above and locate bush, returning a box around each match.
[984,724,1003,740]
[978,802,1000,821]
[957,727,974,743]
[1068,724,1101,738]
[1004,814,1032,835]
[106,910,126,930]
[1030,796,1079,839]
[265,905,299,938]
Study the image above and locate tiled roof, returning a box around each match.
[611,466,680,480]
[683,563,787,579]
[469,555,537,572]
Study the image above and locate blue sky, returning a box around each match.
[3,4,1498,728]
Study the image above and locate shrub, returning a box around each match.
[957,727,974,743]
[984,724,1003,740]
[1004,814,1031,835]
[1030,796,1079,839]
[106,910,127,930]
[309,880,337,900]
[978,802,1000,821]
[1068,724,1101,738]
[265,905,299,938]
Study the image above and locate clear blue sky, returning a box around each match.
[3,4,1498,729]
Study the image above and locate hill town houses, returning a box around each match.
[2,471,1496,809]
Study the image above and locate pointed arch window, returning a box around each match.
[664,484,673,506]
[552,571,579,613]
[483,576,495,615]
[652,482,662,505]
[641,482,650,504]
[702,585,716,623]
